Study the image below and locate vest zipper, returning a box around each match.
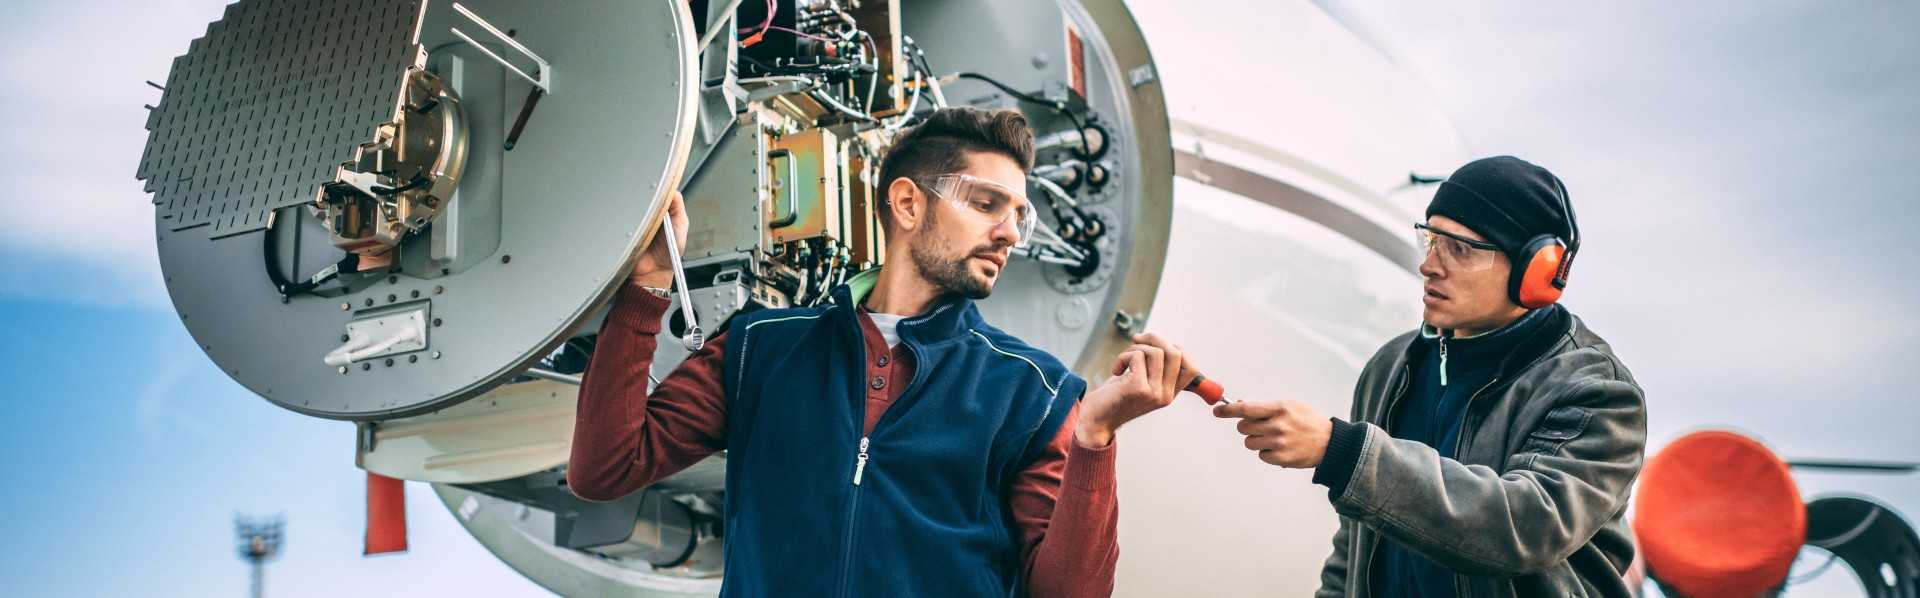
[1437,335,1450,386]
[837,436,870,597]
[853,436,870,485]
[838,306,875,598]
[833,303,936,596]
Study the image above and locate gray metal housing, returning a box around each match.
[141,0,700,419]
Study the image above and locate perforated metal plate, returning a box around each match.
[137,0,428,237]
[145,0,699,419]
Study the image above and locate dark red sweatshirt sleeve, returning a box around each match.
[567,280,730,502]
[1012,402,1121,598]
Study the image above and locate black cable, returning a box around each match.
[892,63,929,128]
[263,205,360,297]
[1039,177,1098,241]
[949,70,1104,245]
[946,72,1104,229]
[371,173,431,196]
[881,40,934,129]
[739,54,863,80]
[952,72,1095,160]
[909,41,936,90]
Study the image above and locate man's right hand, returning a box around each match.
[1212,399,1333,469]
[1074,333,1199,449]
[631,190,688,289]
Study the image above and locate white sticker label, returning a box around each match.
[1129,64,1157,88]
[457,495,480,521]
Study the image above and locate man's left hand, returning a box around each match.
[1212,400,1332,469]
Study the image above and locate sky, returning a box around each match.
[1345,0,1920,535]
[1,1,1915,596]
[0,0,552,595]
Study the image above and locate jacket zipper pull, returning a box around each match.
[852,436,870,485]
[1438,336,1450,386]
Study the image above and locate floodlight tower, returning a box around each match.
[234,515,284,598]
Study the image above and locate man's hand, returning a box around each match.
[631,190,689,289]
[1075,333,1200,450]
[1212,400,1332,468]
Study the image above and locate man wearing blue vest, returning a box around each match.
[570,107,1192,597]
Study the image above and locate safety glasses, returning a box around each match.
[915,173,1037,248]
[1414,223,1501,272]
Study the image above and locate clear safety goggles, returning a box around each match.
[1415,223,1501,272]
[916,173,1037,249]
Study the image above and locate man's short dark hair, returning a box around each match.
[875,107,1035,231]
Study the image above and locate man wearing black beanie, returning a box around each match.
[1214,156,1649,597]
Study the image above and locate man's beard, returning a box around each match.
[909,213,996,300]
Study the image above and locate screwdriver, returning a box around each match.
[1116,349,1231,403]
[1183,372,1233,405]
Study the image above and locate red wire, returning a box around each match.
[738,0,776,48]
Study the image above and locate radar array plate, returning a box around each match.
[137,0,427,237]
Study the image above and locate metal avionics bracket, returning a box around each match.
[449,2,551,151]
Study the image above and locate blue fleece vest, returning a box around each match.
[718,270,1086,597]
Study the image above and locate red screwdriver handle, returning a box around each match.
[1185,374,1227,405]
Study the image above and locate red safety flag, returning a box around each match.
[365,472,408,555]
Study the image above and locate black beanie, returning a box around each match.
[1424,156,1578,264]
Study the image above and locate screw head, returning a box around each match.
[338,366,348,374]
[432,351,442,359]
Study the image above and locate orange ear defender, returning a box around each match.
[1512,234,1570,309]
[1508,179,1579,310]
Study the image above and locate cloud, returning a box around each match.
[1336,2,1920,459]
[0,0,230,309]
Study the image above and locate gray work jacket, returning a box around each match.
[1316,306,1648,598]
